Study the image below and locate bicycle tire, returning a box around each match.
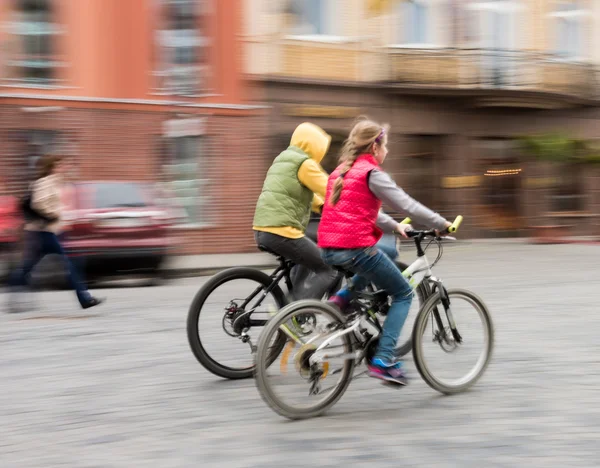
[411,288,494,394]
[254,300,355,420]
[186,267,288,380]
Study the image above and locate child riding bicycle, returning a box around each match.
[318,117,451,385]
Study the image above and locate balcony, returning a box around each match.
[244,38,599,106]
[280,38,387,82]
[387,48,599,107]
[244,36,387,83]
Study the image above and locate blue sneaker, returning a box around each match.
[368,358,408,386]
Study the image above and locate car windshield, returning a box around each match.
[91,183,148,209]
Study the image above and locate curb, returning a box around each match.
[529,238,600,246]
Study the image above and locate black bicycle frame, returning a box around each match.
[240,259,293,328]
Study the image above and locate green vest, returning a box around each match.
[253,147,313,231]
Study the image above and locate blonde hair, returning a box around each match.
[329,117,389,205]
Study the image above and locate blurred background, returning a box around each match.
[0,0,600,285]
[2,3,600,467]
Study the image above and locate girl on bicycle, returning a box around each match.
[318,118,451,385]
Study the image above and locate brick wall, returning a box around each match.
[0,102,269,255]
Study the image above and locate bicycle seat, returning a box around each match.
[257,244,279,256]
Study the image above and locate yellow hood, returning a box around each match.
[290,123,331,164]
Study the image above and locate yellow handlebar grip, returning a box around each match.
[448,215,463,233]
[400,217,412,225]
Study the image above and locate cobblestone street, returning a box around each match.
[1,243,599,467]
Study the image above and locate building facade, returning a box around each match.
[243,0,600,238]
[0,0,270,254]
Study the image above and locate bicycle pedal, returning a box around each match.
[381,380,408,389]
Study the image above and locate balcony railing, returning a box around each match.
[388,48,599,100]
[245,37,600,101]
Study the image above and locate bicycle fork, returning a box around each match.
[431,278,462,345]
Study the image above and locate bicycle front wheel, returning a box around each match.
[412,288,494,394]
[254,300,355,420]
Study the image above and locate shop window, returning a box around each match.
[400,135,446,226]
[550,163,585,213]
[160,135,210,226]
[476,138,523,234]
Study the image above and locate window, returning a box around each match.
[6,0,61,85]
[401,1,429,44]
[463,1,518,49]
[161,135,209,226]
[551,1,585,59]
[286,0,339,37]
[155,0,210,96]
[91,183,149,209]
[463,1,520,87]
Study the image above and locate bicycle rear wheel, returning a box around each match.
[254,300,355,420]
[187,267,288,380]
[412,288,494,394]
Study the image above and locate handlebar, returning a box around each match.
[397,215,464,239]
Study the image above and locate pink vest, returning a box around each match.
[318,154,382,249]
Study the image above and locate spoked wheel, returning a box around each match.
[254,300,355,420]
[412,288,494,394]
[186,267,288,380]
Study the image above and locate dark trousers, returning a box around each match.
[9,231,91,307]
[254,231,339,301]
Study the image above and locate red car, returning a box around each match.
[0,195,22,283]
[60,181,177,285]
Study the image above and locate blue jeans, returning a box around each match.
[321,245,413,362]
[9,231,92,307]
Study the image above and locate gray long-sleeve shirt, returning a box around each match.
[372,170,448,233]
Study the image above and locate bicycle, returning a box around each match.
[186,221,428,380]
[254,216,495,420]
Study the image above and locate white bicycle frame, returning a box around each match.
[307,237,458,366]
[401,253,433,290]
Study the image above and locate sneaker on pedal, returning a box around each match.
[326,295,347,311]
[368,358,408,386]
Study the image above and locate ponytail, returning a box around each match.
[330,140,359,205]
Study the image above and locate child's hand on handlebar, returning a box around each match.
[435,221,453,237]
[394,222,413,239]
